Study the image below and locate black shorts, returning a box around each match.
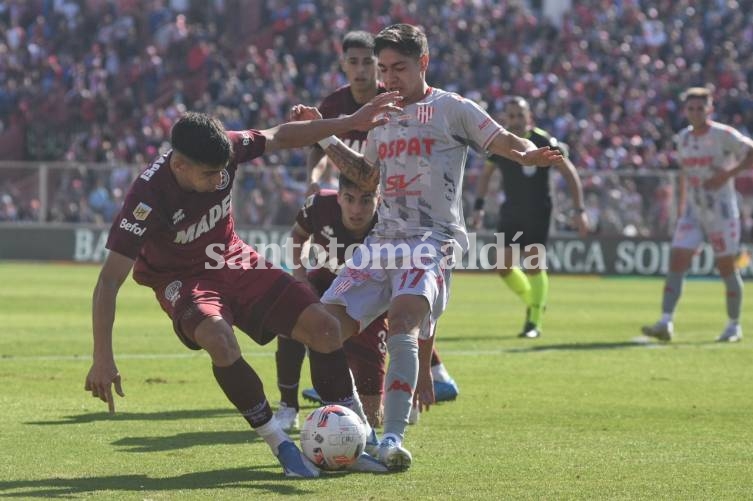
[496,206,552,248]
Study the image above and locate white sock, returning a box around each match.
[255,417,289,455]
[383,333,419,442]
[660,313,673,324]
[431,363,451,383]
[728,318,740,327]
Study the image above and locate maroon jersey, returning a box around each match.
[296,190,376,293]
[106,130,266,288]
[319,83,387,153]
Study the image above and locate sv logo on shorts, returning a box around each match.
[164,280,182,307]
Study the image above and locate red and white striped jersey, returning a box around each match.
[363,87,504,251]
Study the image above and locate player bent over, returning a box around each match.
[84,102,401,477]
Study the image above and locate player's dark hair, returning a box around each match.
[342,31,374,52]
[374,23,428,59]
[339,174,377,195]
[681,86,713,105]
[171,112,233,168]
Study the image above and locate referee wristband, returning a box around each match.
[318,135,339,150]
[473,197,485,211]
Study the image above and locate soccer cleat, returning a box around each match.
[276,441,320,478]
[346,452,389,473]
[716,324,742,343]
[518,322,541,339]
[408,404,419,425]
[433,378,459,402]
[364,427,380,457]
[301,387,324,405]
[377,436,412,472]
[274,402,299,432]
[641,321,673,342]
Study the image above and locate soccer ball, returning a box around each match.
[300,404,367,470]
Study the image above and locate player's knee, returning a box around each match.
[194,318,241,365]
[294,305,343,353]
[388,311,423,335]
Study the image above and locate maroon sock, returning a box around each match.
[212,357,272,428]
[431,347,442,367]
[308,348,353,404]
[275,336,306,410]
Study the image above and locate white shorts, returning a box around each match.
[321,236,453,340]
[671,213,740,257]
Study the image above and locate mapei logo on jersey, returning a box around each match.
[132,202,152,221]
[216,169,230,190]
[377,137,435,160]
[383,174,422,197]
[416,104,434,124]
[164,280,182,307]
[174,193,232,244]
[172,209,185,225]
[119,218,147,236]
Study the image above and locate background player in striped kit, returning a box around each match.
[471,96,588,339]
[311,24,562,470]
[642,87,753,343]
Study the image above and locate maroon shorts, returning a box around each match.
[344,313,387,396]
[154,257,319,350]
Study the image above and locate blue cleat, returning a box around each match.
[301,387,324,405]
[433,379,459,402]
[347,452,388,473]
[276,441,320,478]
[364,427,380,457]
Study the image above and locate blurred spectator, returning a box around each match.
[1,0,752,230]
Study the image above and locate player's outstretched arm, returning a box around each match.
[320,139,380,192]
[85,250,134,413]
[555,157,589,236]
[263,92,402,152]
[290,222,313,284]
[489,130,562,167]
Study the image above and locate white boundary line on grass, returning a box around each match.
[2,341,748,362]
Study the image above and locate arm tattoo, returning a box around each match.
[325,142,380,191]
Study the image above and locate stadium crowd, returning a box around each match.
[1,0,752,238]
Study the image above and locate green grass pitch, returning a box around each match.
[1,262,751,499]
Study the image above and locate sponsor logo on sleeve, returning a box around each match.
[140,155,166,181]
[172,209,185,225]
[119,218,147,236]
[216,169,230,190]
[132,202,152,221]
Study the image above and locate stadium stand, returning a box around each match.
[0,0,752,238]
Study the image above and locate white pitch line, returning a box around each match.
[2,341,748,362]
